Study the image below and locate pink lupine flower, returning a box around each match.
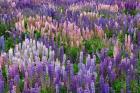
[125,34,131,53]
[113,40,120,58]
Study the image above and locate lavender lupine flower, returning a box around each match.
[79,51,83,63]
[30,87,40,93]
[0,36,5,52]
[104,83,110,93]
[86,54,91,70]
[14,75,20,85]
[77,87,83,93]
[84,85,90,93]
[55,84,60,93]
[90,80,95,93]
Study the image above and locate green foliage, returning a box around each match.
[19,79,24,92]
[107,46,114,57]
[73,63,79,74]
[40,88,46,93]
[5,37,14,52]
[60,86,67,93]
[24,18,28,30]
[34,30,41,39]
[0,23,10,36]
[2,65,7,81]
[124,8,137,16]
[56,32,61,47]
[2,66,9,93]
[105,29,113,38]
[130,80,140,93]
[112,79,126,93]
[118,32,125,43]
[65,47,80,63]
[84,38,104,54]
[58,6,65,14]
[41,87,54,93]
[137,56,140,74]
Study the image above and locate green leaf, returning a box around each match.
[19,79,24,92]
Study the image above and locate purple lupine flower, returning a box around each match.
[30,87,40,93]
[99,75,104,89]
[0,80,4,93]
[60,46,64,63]
[110,71,116,81]
[9,79,14,91]
[14,75,20,85]
[90,58,96,72]
[36,63,43,75]
[48,63,54,86]
[71,75,78,92]
[55,62,61,84]
[104,83,110,93]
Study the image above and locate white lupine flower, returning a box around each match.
[93,72,97,79]
[42,56,47,62]
[63,54,66,64]
[61,64,65,77]
[91,58,95,66]
[24,49,28,59]
[33,40,36,46]
[32,46,36,53]
[37,41,41,49]
[34,55,38,62]
[9,48,13,60]
[79,51,83,63]
[28,58,32,64]
[25,38,30,45]
[15,52,20,58]
[55,59,61,72]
